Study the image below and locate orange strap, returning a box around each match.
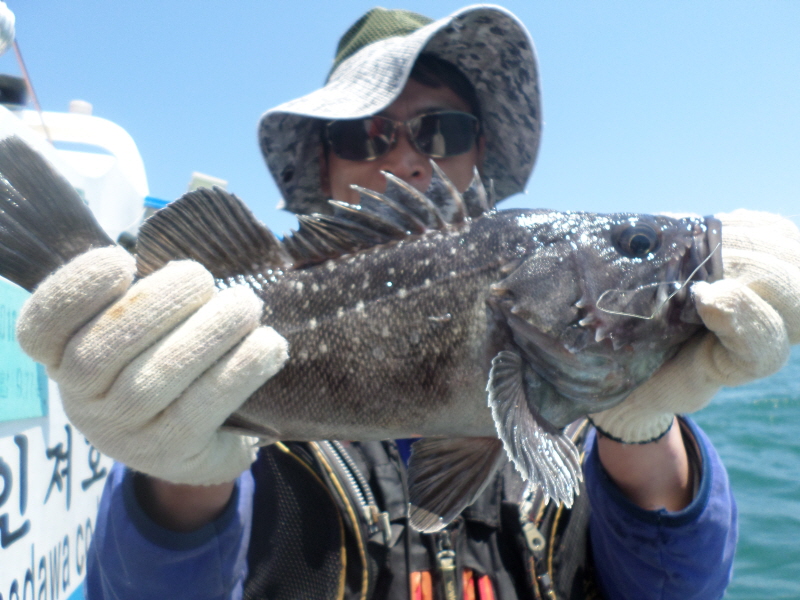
[460,569,495,600]
[462,569,476,600]
[477,575,495,600]
[411,569,495,600]
[410,571,433,600]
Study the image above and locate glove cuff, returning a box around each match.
[146,433,260,485]
[589,415,674,444]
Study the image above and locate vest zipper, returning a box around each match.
[321,440,392,545]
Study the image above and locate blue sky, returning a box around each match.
[3,1,798,235]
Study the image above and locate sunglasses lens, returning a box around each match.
[327,117,395,161]
[411,112,477,158]
[327,112,478,161]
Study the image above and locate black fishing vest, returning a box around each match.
[242,421,601,600]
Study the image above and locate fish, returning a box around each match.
[0,136,722,532]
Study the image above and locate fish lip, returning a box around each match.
[681,216,723,286]
[666,216,723,325]
[703,216,724,282]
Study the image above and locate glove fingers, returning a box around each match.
[144,326,288,460]
[171,325,289,429]
[720,210,800,270]
[153,327,289,485]
[96,285,265,427]
[719,209,800,240]
[16,247,135,367]
[722,250,800,343]
[55,260,216,395]
[694,280,790,382]
[74,325,287,485]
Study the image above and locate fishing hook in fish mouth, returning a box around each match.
[595,242,721,320]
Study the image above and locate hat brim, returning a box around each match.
[259,5,542,215]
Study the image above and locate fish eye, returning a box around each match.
[614,223,661,258]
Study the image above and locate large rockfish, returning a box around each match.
[0,137,721,531]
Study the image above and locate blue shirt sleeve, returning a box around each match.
[85,462,254,600]
[585,417,738,600]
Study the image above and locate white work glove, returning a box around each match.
[591,209,800,442]
[17,246,288,484]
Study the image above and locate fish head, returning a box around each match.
[488,210,722,425]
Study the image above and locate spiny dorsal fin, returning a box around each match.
[136,187,292,282]
[351,184,429,235]
[428,161,467,224]
[382,172,447,230]
[282,160,491,268]
[462,167,491,219]
[329,199,419,238]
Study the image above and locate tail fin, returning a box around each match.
[0,136,113,292]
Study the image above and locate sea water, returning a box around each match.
[694,345,800,599]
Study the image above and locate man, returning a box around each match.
[17,6,800,599]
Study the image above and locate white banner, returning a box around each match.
[0,399,113,600]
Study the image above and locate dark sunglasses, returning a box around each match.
[326,111,480,162]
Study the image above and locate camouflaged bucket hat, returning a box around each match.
[258,5,542,215]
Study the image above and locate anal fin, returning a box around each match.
[407,437,505,533]
[221,413,280,447]
[487,351,582,507]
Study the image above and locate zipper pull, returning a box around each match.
[522,521,555,598]
[519,482,545,557]
[522,521,546,555]
[519,483,555,598]
[365,504,392,545]
[435,532,458,600]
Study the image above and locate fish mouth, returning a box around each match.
[665,215,724,322]
[662,215,723,323]
[656,216,723,325]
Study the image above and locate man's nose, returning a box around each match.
[377,130,431,192]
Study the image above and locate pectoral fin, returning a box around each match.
[487,351,582,507]
[407,437,505,533]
